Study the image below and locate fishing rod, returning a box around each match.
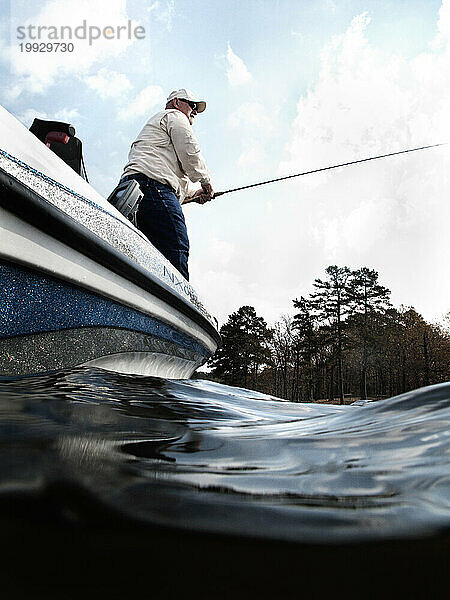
[212,143,446,199]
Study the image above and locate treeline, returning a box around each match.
[206,266,450,403]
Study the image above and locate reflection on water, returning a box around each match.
[0,367,449,543]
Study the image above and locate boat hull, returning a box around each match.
[0,256,210,377]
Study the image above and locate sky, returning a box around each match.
[1,0,449,328]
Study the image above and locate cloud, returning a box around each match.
[117,84,164,121]
[201,5,450,326]
[228,101,273,132]
[5,0,144,97]
[226,42,252,86]
[17,108,49,126]
[280,9,450,175]
[85,68,132,98]
[237,144,265,168]
[55,107,82,122]
[228,101,274,169]
[150,0,175,32]
[433,0,450,48]
[17,106,81,127]
[271,7,450,322]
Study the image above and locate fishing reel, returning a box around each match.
[107,179,143,226]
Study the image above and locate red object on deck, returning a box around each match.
[45,131,70,147]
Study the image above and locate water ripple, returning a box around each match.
[0,367,449,543]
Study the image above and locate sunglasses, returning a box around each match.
[180,98,197,111]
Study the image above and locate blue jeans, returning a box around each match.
[120,174,190,280]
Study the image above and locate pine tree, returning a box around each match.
[347,268,391,399]
[309,266,352,404]
[208,306,272,389]
[292,296,317,401]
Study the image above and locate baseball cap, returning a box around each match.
[166,88,206,113]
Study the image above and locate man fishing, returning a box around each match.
[120,88,214,281]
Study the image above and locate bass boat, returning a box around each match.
[0,105,220,378]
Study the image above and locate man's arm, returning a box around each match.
[166,112,212,188]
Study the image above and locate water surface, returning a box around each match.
[1,368,449,544]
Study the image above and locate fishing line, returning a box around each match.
[212,143,446,198]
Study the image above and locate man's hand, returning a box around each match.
[191,189,211,204]
[201,182,214,199]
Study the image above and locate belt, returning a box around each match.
[120,173,175,193]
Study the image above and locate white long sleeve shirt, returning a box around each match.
[121,109,211,204]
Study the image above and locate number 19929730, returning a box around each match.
[19,43,74,52]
